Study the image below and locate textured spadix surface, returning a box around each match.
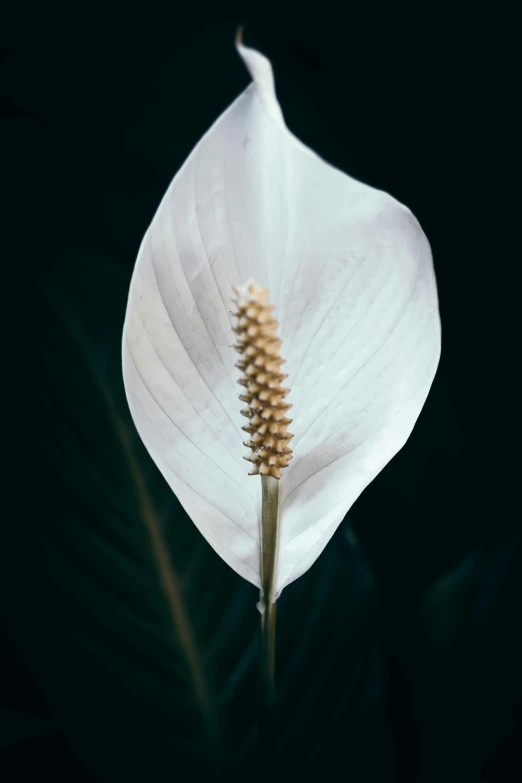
[122,38,441,596]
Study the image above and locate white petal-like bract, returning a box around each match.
[122,38,441,596]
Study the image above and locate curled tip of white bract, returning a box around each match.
[235,28,285,128]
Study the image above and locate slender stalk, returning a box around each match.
[261,600,277,704]
[260,475,280,703]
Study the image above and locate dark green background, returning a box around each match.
[1,2,520,781]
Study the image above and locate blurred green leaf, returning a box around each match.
[412,525,522,783]
[0,710,58,748]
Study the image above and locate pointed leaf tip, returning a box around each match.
[235,31,285,128]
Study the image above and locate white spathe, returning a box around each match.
[122,38,441,597]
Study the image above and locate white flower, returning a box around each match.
[122,34,441,599]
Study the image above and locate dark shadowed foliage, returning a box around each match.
[1,2,519,782]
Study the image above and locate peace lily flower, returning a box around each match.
[122,32,440,643]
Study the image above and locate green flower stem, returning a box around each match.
[260,475,280,704]
[261,600,277,703]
